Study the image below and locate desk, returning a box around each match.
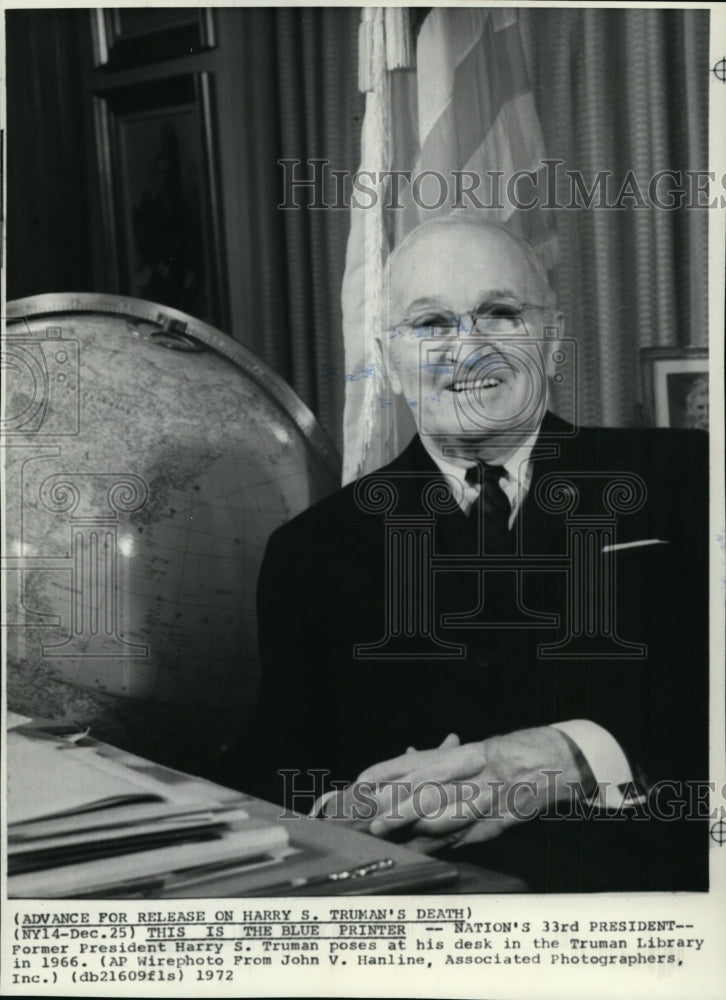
[10,720,526,896]
[87,734,527,896]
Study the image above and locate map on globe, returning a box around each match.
[2,293,340,772]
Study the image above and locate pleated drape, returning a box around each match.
[234,8,363,454]
[520,7,709,427]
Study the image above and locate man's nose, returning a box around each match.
[457,313,477,336]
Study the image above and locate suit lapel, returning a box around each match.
[391,419,596,557]
[517,414,607,555]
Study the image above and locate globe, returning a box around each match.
[3,293,340,774]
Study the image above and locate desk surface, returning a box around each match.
[198,795,526,897]
[91,735,527,896]
[11,720,526,896]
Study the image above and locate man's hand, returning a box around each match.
[353,727,595,849]
[319,733,478,828]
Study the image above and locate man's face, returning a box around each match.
[386,222,558,463]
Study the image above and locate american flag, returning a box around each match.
[342,8,557,482]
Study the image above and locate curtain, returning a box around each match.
[5,11,94,299]
[340,6,709,479]
[233,8,363,456]
[519,7,709,427]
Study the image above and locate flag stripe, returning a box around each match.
[417,17,534,173]
[462,93,546,180]
[417,9,491,140]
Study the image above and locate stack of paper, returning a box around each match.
[7,728,289,898]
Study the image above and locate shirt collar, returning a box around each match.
[423,429,541,493]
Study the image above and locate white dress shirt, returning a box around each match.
[428,431,539,528]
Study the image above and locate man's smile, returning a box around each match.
[448,374,504,392]
[423,347,519,395]
[444,351,518,393]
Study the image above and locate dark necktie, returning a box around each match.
[465,463,514,553]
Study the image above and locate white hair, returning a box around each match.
[385,212,555,306]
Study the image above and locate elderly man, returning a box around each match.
[235,216,708,891]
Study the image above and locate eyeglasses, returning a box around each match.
[390,303,557,340]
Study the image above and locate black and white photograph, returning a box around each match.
[1,3,725,998]
[641,346,710,429]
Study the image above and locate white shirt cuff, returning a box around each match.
[550,719,644,809]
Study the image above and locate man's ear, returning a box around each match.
[544,311,565,379]
[378,335,402,395]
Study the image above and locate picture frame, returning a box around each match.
[640,346,709,430]
[93,73,228,330]
[91,7,216,70]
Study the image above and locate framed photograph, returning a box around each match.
[91,7,215,69]
[93,73,228,329]
[640,346,709,430]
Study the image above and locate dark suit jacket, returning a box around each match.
[227,414,709,891]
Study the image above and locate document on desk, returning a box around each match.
[9,818,290,897]
[8,804,253,862]
[7,727,244,823]
[6,730,166,824]
[5,710,34,730]
[6,729,290,898]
